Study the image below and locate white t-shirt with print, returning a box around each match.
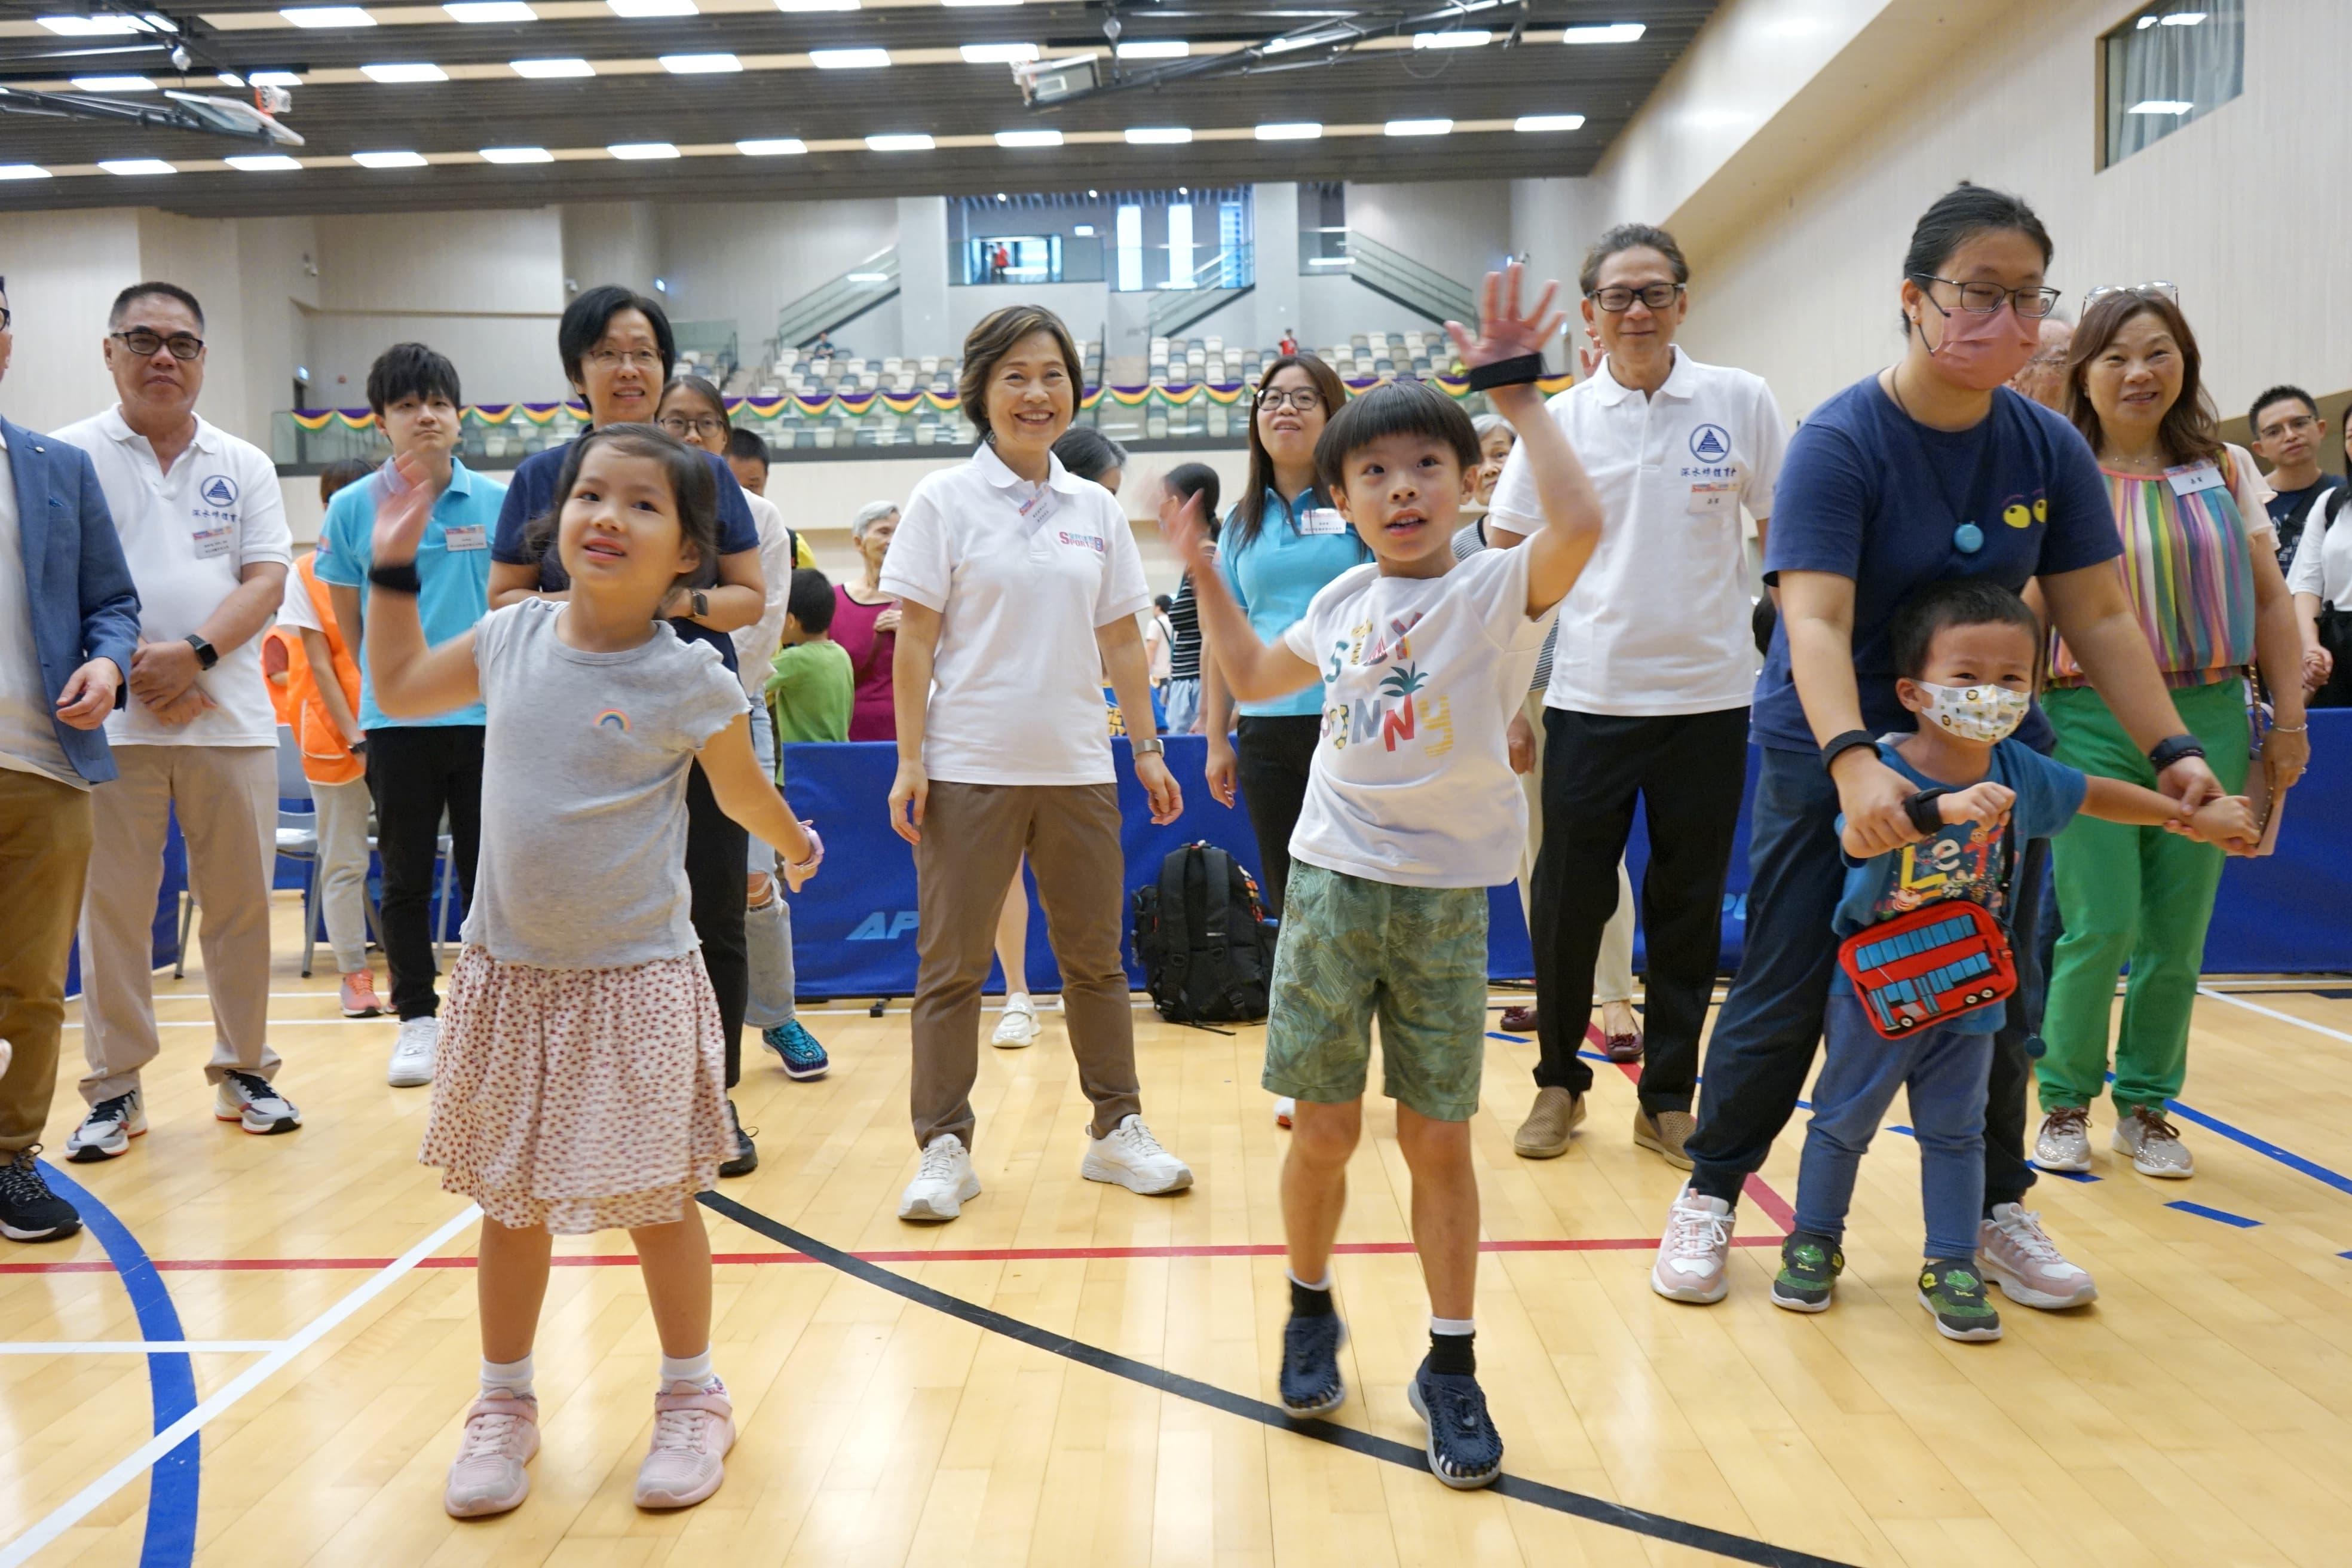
[1280,545,1555,889]
[1487,349,1785,716]
[879,443,1152,786]
[51,406,292,748]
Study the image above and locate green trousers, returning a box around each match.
[2038,678,2249,1116]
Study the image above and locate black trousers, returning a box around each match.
[1234,713,1321,918]
[1683,745,2045,1212]
[685,761,750,1088]
[363,725,485,1022]
[1529,706,1748,1116]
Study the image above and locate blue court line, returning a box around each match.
[2158,1097,2352,1200]
[2050,1170,2102,1183]
[40,1162,201,1568]
[2165,1200,2261,1229]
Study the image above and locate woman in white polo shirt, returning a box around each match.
[1486,225,1787,1170]
[882,304,1193,1224]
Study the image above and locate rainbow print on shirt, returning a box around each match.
[593,709,632,733]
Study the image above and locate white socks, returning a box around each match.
[659,1348,715,1389]
[480,1354,534,1400]
[1430,1316,1475,1337]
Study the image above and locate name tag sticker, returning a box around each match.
[191,522,234,559]
[2166,462,2227,498]
[1686,481,1738,516]
[443,523,488,552]
[1017,485,1058,532]
[1299,507,1349,536]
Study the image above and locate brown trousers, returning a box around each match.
[0,769,95,1153]
[909,780,1143,1152]
[77,744,279,1105]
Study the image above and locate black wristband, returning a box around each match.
[1904,788,1949,836]
[1820,728,1878,772]
[368,562,422,595]
[1465,353,1546,392]
[2148,734,2206,771]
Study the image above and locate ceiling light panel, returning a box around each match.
[994,128,1062,146]
[607,0,694,16]
[479,145,554,161]
[811,47,889,67]
[960,42,1037,63]
[1413,29,1489,48]
[1513,113,1585,131]
[99,158,176,174]
[71,75,157,90]
[1125,125,1191,144]
[352,148,428,166]
[0,164,57,180]
[776,0,856,10]
[228,154,304,170]
[660,51,740,72]
[865,132,933,150]
[444,1,535,19]
[39,14,148,34]
[510,56,592,76]
[280,5,375,25]
[1115,39,1187,58]
[1385,118,1452,136]
[1560,22,1644,43]
[609,141,679,158]
[250,70,303,85]
[1255,122,1322,140]
[737,137,807,154]
[360,62,448,81]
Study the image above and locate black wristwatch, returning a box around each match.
[2147,734,2207,772]
[183,633,219,671]
[1903,788,1949,836]
[1820,728,1878,773]
[688,588,709,620]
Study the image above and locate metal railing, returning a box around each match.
[1300,230,1477,327]
[669,318,739,382]
[765,247,901,367]
[1146,245,1257,339]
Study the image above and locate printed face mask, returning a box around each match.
[1912,680,2031,743]
[1919,298,2040,392]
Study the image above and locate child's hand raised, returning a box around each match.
[1938,781,2016,831]
[1156,487,1216,578]
[2186,794,2258,853]
[1443,262,1566,388]
[370,449,440,569]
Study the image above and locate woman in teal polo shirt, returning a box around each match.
[1201,352,1363,917]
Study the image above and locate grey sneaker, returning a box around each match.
[66,1091,145,1162]
[214,1071,301,1135]
[2031,1106,2091,1172]
[2113,1107,2193,1178]
[1978,1203,2097,1309]
[1650,1186,1735,1304]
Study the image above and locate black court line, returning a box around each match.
[701,1191,1864,1568]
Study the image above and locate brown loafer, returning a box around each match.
[1499,1005,1539,1034]
[1603,1029,1643,1064]
[1512,1086,1587,1159]
[1633,1107,1696,1170]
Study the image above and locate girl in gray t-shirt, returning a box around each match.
[361,426,817,1521]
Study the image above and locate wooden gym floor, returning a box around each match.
[5,895,2352,1567]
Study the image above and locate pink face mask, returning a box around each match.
[1918,296,2040,391]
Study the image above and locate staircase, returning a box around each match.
[767,247,900,362]
[1146,245,1256,343]
[1339,232,1476,328]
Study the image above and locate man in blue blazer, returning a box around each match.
[0,280,142,1242]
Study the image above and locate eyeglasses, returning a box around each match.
[111,327,204,361]
[0,305,11,333]
[1909,276,2064,319]
[1257,387,1323,412]
[657,414,728,439]
[586,347,663,372]
[1588,283,1685,313]
[2085,280,2179,307]
[2256,411,2319,442]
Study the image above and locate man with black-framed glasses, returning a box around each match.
[54,280,300,1161]
[2247,384,2342,571]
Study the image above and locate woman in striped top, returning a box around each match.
[2035,288,2308,1180]
[1156,464,1221,735]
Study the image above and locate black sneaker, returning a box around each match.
[1407,1359,1503,1490]
[0,1148,83,1242]
[1771,1230,1844,1313]
[718,1099,758,1178]
[1278,1309,1346,1416]
[1918,1258,2004,1342]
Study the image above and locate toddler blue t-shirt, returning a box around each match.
[1832,737,2087,1031]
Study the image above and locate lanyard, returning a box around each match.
[1884,379,2005,557]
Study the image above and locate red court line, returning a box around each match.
[1576,1021,1800,1235]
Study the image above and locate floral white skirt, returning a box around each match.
[420,945,731,1233]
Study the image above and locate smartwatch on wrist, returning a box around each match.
[1130,736,1165,757]
[688,588,709,620]
[1820,728,1877,774]
[1903,788,1949,836]
[183,633,218,671]
[2148,734,2207,772]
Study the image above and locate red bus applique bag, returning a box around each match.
[1836,818,2019,1039]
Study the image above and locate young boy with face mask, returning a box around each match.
[1772,579,2252,1342]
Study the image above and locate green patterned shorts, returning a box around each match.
[1262,861,1490,1122]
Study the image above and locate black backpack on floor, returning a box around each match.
[1131,843,1277,1025]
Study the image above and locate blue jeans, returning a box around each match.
[1684,745,2045,1212]
[1794,993,1993,1261]
[745,712,796,1030]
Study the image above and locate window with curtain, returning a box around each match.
[2103,1,2243,167]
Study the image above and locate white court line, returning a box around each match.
[2197,985,2352,1045]
[0,1202,481,1568]
[0,1341,284,1355]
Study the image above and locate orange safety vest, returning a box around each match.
[281,551,366,786]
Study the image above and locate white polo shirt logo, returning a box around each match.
[1689,424,1731,463]
[200,474,240,509]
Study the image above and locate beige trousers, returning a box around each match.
[1514,690,1634,1004]
[77,744,280,1105]
[910,780,1143,1152]
[0,769,94,1152]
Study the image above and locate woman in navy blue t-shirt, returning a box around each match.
[1647,184,2225,1319]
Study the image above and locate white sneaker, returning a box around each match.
[991,996,1038,1050]
[1978,1203,2098,1309]
[1273,1097,1296,1129]
[2113,1107,2194,1178]
[2032,1106,2091,1172]
[214,1071,301,1135]
[66,1090,145,1163]
[1080,1114,1193,1196]
[388,1016,439,1088]
[898,1134,981,1223]
[1650,1186,1735,1304]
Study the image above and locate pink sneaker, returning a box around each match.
[634,1381,734,1509]
[339,970,384,1018]
[444,1394,539,1518]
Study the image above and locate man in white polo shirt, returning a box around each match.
[1486,225,1787,1169]
[53,282,300,1161]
